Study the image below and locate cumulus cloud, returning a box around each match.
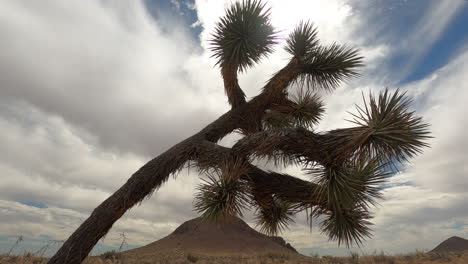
[403,46,468,193]
[0,0,226,157]
[0,100,200,245]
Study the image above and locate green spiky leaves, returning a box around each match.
[319,205,372,247]
[285,21,319,58]
[308,158,388,246]
[263,89,325,129]
[194,159,251,221]
[285,21,363,91]
[194,174,251,221]
[298,44,363,91]
[309,158,390,213]
[289,90,325,127]
[210,0,277,72]
[350,89,431,164]
[255,197,295,235]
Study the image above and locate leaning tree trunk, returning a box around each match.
[47,136,196,263]
[47,61,300,264]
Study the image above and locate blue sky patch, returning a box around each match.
[143,0,201,39]
[400,4,468,84]
[18,200,48,209]
[354,1,468,85]
[441,222,467,230]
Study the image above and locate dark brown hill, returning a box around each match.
[430,236,468,253]
[123,217,299,257]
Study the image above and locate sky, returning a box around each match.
[0,0,467,257]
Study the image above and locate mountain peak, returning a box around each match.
[124,217,299,257]
[430,236,468,253]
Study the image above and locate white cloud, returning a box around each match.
[0,0,226,157]
[403,46,468,193]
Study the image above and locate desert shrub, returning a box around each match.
[321,255,345,264]
[307,253,321,264]
[11,256,21,263]
[265,252,290,261]
[100,250,121,260]
[349,251,359,264]
[23,252,35,258]
[413,249,426,259]
[427,251,453,262]
[369,250,395,264]
[186,253,199,263]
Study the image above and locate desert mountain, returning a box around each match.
[123,217,299,257]
[430,236,468,253]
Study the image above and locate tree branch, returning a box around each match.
[194,140,322,207]
[245,167,321,206]
[221,65,246,108]
[232,127,326,163]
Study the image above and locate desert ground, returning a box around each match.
[2,250,468,264]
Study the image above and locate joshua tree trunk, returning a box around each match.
[47,137,195,264]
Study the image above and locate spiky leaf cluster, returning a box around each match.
[349,89,431,164]
[210,0,276,72]
[285,21,319,57]
[263,89,324,129]
[254,197,295,235]
[283,21,363,91]
[309,158,390,213]
[298,43,363,91]
[301,157,391,246]
[194,173,251,221]
[319,205,372,246]
[194,159,252,221]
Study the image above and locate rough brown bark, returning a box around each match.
[48,59,301,264]
[221,65,246,108]
[232,127,324,161]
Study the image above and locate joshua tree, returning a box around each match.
[48,1,430,263]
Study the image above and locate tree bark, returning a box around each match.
[221,64,246,108]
